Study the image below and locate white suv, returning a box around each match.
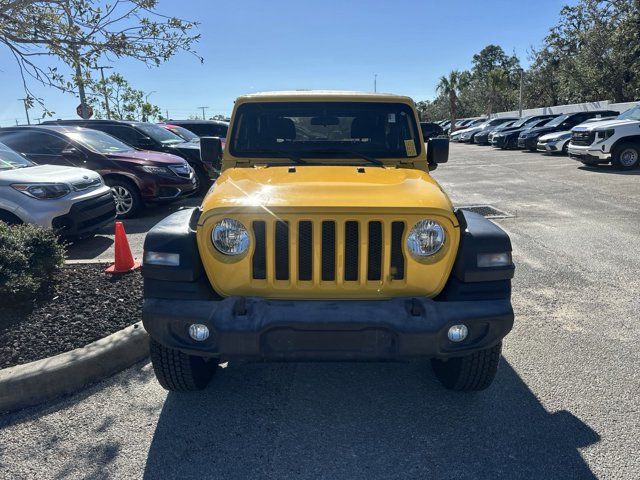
[0,142,116,238]
[568,105,640,169]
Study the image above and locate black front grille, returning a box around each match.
[54,191,115,235]
[250,218,412,286]
[321,221,336,281]
[252,221,266,279]
[275,221,289,280]
[344,221,359,281]
[298,221,313,281]
[571,131,595,146]
[367,222,382,281]
[390,222,405,280]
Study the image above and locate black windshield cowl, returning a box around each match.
[302,149,384,167]
[246,149,307,165]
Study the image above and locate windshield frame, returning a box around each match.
[228,101,423,162]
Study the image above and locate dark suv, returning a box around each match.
[161,120,229,138]
[517,110,620,151]
[42,119,216,192]
[0,126,197,218]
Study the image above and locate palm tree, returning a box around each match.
[436,70,466,132]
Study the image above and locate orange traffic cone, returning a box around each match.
[105,221,141,273]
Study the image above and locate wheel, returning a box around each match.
[431,342,502,391]
[149,339,217,392]
[528,147,537,152]
[105,178,142,218]
[0,210,22,225]
[612,142,640,170]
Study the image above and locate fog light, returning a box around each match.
[448,324,468,342]
[189,324,210,342]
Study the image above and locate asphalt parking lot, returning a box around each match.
[1,143,639,479]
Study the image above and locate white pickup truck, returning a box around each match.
[568,104,640,169]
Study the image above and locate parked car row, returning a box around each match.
[0,118,230,236]
[439,104,640,169]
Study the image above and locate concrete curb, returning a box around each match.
[0,322,149,414]
[64,259,110,265]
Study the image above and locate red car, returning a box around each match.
[0,126,198,218]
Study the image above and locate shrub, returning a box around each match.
[0,222,65,303]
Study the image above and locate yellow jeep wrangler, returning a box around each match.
[142,91,514,392]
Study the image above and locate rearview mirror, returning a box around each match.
[200,136,223,172]
[427,137,449,166]
[137,136,156,149]
[310,116,340,126]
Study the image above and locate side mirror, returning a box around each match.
[62,147,83,159]
[137,136,156,149]
[427,137,449,166]
[200,136,223,172]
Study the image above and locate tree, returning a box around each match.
[88,73,161,121]
[486,69,510,116]
[436,70,469,130]
[530,0,640,104]
[470,45,521,115]
[0,0,200,115]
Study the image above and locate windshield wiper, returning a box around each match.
[248,149,307,165]
[304,149,384,167]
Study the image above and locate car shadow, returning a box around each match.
[64,234,113,260]
[143,360,599,480]
[578,165,640,175]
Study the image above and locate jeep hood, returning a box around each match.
[200,166,454,215]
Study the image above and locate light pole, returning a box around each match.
[374,74,377,93]
[199,106,209,120]
[518,69,524,118]
[96,65,113,119]
[18,98,30,125]
[142,91,156,122]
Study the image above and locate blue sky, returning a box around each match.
[0,0,571,125]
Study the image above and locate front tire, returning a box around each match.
[612,142,640,170]
[149,339,217,392]
[106,178,142,218]
[431,342,502,391]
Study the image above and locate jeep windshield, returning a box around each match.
[229,102,422,161]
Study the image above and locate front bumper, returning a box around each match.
[139,173,198,201]
[52,191,116,236]
[474,134,490,144]
[568,144,611,163]
[143,296,514,360]
[492,136,508,148]
[518,137,537,149]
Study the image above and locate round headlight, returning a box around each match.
[211,218,249,256]
[407,220,445,257]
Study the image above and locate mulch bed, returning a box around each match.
[0,264,142,370]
